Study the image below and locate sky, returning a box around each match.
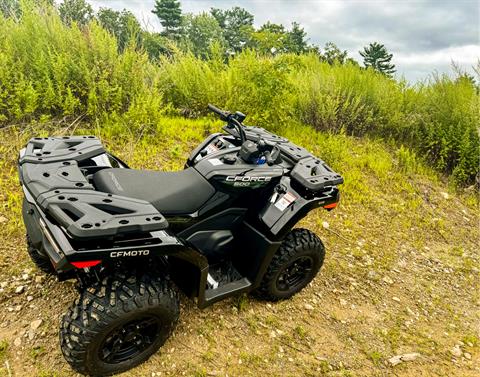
[88,0,480,82]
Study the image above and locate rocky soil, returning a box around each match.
[0,127,478,376]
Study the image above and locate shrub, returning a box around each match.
[0,1,478,185]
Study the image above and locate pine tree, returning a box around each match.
[359,42,396,77]
[152,0,182,40]
[285,22,308,54]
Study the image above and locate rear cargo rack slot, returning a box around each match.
[90,203,134,215]
[62,208,81,222]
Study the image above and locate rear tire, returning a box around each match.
[60,272,179,376]
[255,228,325,301]
[26,236,54,274]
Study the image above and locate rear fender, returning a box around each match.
[22,188,63,265]
[22,186,193,275]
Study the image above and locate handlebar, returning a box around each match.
[207,104,229,122]
[264,146,281,166]
[208,104,247,143]
[207,104,283,166]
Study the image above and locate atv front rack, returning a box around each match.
[19,136,168,240]
[224,125,344,191]
[290,156,343,191]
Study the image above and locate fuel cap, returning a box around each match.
[222,155,237,164]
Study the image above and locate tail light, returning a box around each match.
[70,260,101,268]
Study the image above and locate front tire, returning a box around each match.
[255,228,325,301]
[60,272,179,376]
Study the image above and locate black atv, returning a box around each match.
[18,105,343,376]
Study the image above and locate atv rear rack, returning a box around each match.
[19,136,168,240]
[22,183,184,276]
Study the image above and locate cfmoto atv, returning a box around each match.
[18,105,343,375]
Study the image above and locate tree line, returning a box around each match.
[0,0,396,76]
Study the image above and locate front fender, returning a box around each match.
[259,177,340,238]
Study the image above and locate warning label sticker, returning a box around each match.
[274,192,297,211]
[209,158,223,166]
[205,144,219,154]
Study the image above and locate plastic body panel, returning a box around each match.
[23,187,185,277]
[178,208,246,260]
[20,160,93,197]
[260,177,340,237]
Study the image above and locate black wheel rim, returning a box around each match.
[99,316,161,364]
[276,256,314,292]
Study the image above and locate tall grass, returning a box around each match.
[0,3,163,125]
[0,2,478,185]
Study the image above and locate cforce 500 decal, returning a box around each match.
[110,250,150,258]
[225,176,272,182]
[225,175,272,187]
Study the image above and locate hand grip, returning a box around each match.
[207,104,229,121]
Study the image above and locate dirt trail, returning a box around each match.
[1,184,478,377]
[0,129,478,376]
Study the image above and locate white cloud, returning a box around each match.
[392,45,479,82]
[396,45,480,66]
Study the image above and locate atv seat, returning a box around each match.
[93,168,215,215]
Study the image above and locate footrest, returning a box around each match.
[204,277,251,302]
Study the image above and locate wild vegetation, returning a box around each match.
[0,1,478,186]
[0,1,478,376]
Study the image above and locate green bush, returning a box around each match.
[0,1,478,186]
[0,4,160,124]
[415,77,479,185]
